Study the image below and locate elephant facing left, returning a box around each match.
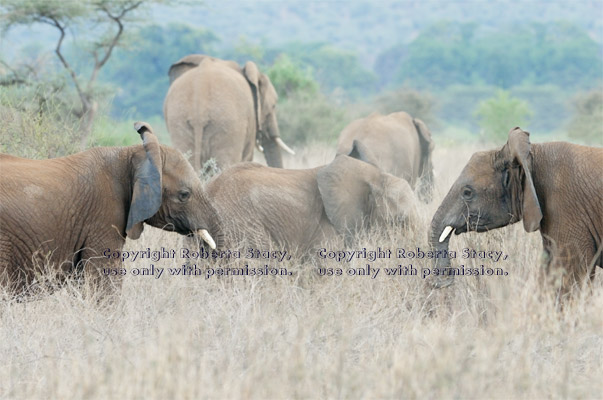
[205,144,420,254]
[0,122,222,297]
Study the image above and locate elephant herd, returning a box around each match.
[1,54,601,301]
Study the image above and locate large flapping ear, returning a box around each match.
[168,54,209,84]
[317,155,374,235]
[347,140,379,168]
[413,118,435,152]
[413,118,435,170]
[243,61,262,132]
[507,127,542,232]
[126,122,163,239]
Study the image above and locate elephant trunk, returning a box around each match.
[194,194,225,250]
[261,112,285,168]
[427,194,462,288]
[261,136,284,168]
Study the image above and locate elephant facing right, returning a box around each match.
[429,127,602,296]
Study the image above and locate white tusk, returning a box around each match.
[198,229,216,250]
[438,226,454,243]
[275,137,295,155]
[256,143,264,152]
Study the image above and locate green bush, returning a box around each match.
[90,115,170,148]
[0,85,82,159]
[474,90,532,142]
[267,54,319,99]
[277,91,347,145]
[566,89,603,145]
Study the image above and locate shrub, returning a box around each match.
[566,89,603,145]
[0,85,81,159]
[474,90,532,142]
[277,91,347,145]
[267,54,319,99]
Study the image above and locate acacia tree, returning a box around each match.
[2,0,155,147]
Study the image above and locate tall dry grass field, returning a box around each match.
[1,143,602,399]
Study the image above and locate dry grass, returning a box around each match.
[1,143,602,399]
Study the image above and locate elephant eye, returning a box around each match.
[462,186,474,200]
[178,190,191,202]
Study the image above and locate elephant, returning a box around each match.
[428,127,603,296]
[205,142,418,253]
[336,111,435,202]
[0,122,222,297]
[163,54,294,172]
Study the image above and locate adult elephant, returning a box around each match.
[336,111,435,202]
[205,141,418,253]
[163,54,294,171]
[0,122,222,297]
[429,127,602,296]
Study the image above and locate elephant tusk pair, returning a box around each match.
[439,226,454,243]
[276,138,295,155]
[197,229,216,250]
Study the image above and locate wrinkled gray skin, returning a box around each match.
[429,127,603,296]
[337,111,435,202]
[206,146,418,253]
[0,122,222,297]
[164,54,285,171]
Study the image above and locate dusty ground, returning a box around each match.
[1,142,602,399]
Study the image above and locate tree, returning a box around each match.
[1,0,157,147]
[101,23,219,118]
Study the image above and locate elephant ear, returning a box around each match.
[168,54,209,84]
[317,155,376,235]
[413,118,435,170]
[126,122,163,240]
[346,140,379,168]
[243,61,262,131]
[506,127,542,232]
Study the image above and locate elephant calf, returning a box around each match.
[429,127,602,296]
[337,111,435,202]
[206,145,419,253]
[0,122,222,297]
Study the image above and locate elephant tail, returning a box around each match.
[187,119,206,172]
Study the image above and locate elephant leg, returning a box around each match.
[78,251,123,303]
[188,120,204,172]
[202,122,248,169]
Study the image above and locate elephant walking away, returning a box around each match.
[429,127,602,296]
[0,122,222,297]
[336,111,435,202]
[164,54,294,171]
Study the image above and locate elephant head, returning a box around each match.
[126,122,222,249]
[318,143,417,238]
[413,118,435,202]
[429,127,542,287]
[242,61,294,168]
